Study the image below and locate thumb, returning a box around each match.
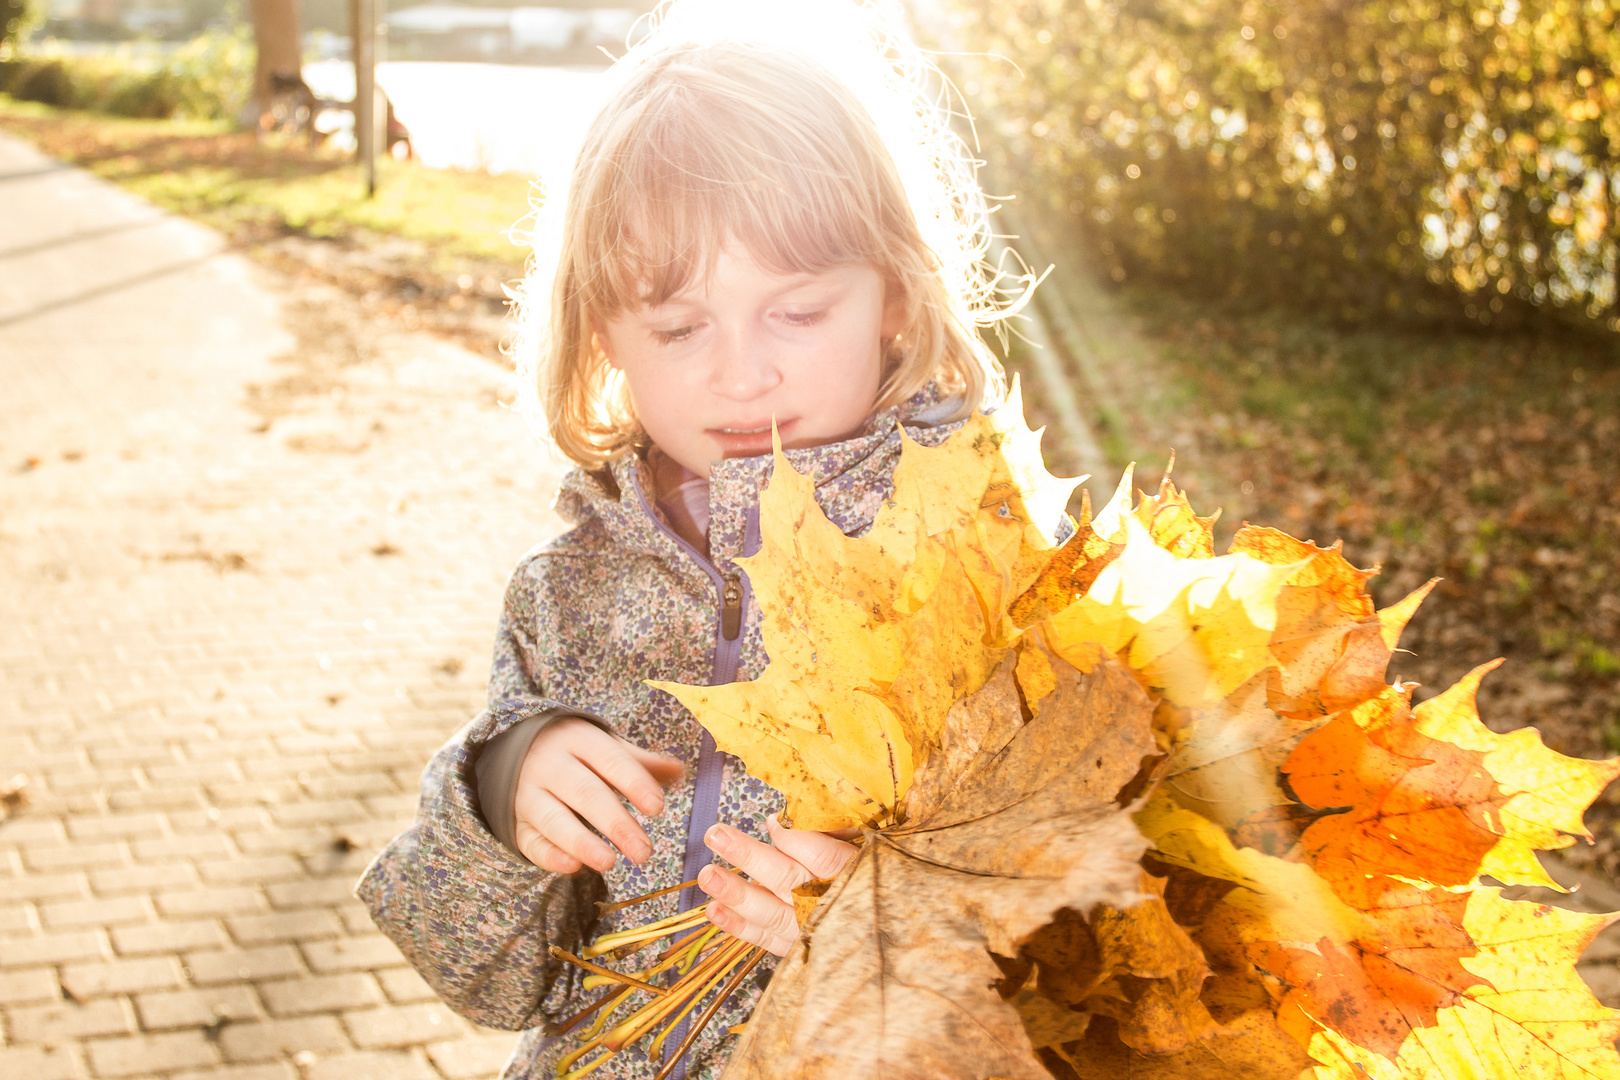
[627,744,687,785]
[768,814,857,881]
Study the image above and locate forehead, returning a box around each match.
[635,242,877,306]
[572,46,898,317]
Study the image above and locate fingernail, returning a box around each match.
[705,824,732,853]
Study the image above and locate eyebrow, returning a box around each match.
[642,268,850,313]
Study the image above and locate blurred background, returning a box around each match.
[0,0,1616,1077]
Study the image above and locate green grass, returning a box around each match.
[0,97,536,268]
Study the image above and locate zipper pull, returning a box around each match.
[721,575,742,641]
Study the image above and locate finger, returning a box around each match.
[699,866,800,954]
[517,786,618,873]
[513,821,585,875]
[625,743,687,785]
[766,816,858,882]
[572,731,677,818]
[546,757,655,864]
[705,900,797,958]
[705,823,811,901]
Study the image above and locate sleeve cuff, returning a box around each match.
[472,709,614,861]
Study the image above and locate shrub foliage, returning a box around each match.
[950,0,1620,331]
[0,27,253,120]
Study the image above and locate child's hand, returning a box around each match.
[698,815,857,957]
[512,718,685,874]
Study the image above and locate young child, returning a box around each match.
[358,3,1019,1077]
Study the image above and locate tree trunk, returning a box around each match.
[247,0,302,125]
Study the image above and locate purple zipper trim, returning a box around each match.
[629,472,760,1080]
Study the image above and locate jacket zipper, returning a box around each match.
[630,475,760,1080]
[721,575,743,641]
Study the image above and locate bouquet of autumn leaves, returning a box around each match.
[555,388,1620,1080]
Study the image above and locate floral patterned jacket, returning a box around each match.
[357,397,962,1080]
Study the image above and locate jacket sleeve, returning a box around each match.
[356,604,607,1032]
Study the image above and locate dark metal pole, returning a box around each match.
[354,0,376,196]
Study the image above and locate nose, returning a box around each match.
[707,323,781,402]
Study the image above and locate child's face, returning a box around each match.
[597,243,906,479]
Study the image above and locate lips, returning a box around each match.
[707,419,795,456]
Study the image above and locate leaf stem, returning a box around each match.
[650,946,766,1080]
[548,946,669,996]
[594,877,700,917]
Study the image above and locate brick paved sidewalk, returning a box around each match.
[0,133,570,1079]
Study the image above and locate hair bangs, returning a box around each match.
[575,48,894,318]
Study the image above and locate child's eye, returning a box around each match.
[780,309,829,328]
[652,324,699,345]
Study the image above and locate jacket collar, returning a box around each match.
[552,391,962,570]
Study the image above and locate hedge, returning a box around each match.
[948,0,1620,333]
[0,27,253,121]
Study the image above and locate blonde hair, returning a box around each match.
[512,0,1016,468]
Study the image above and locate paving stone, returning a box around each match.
[168,808,268,834]
[343,1003,466,1049]
[336,906,380,936]
[0,966,61,1005]
[64,814,169,842]
[112,918,228,955]
[269,801,368,829]
[0,819,68,843]
[0,872,90,903]
[0,137,568,1080]
[300,935,403,974]
[185,946,306,986]
[85,1030,220,1077]
[0,1045,87,1080]
[8,998,135,1043]
[40,896,155,930]
[131,834,233,862]
[426,1034,522,1080]
[89,865,199,896]
[216,1016,350,1063]
[22,842,129,873]
[60,956,185,1000]
[171,1066,295,1080]
[374,967,437,1004]
[0,900,39,933]
[1,931,109,968]
[195,857,304,887]
[299,776,399,801]
[226,910,343,947]
[304,1049,437,1080]
[155,889,265,920]
[107,787,205,813]
[258,973,383,1017]
[135,985,262,1030]
[263,878,358,911]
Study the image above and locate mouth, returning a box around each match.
[707,419,795,455]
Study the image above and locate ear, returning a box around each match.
[880,282,910,341]
[592,318,622,370]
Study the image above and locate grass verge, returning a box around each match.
[0,97,534,270]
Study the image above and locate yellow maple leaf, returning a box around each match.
[654,382,1075,831]
[639,396,1620,1080]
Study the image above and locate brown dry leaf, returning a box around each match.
[1010,488,1124,627]
[1080,872,1219,1055]
[721,651,1157,1080]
